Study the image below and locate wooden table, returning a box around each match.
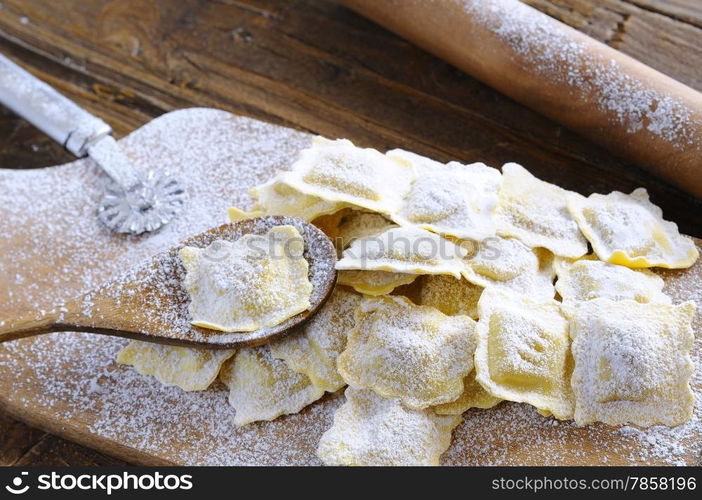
[0,0,700,466]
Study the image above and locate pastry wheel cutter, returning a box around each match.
[0,53,184,235]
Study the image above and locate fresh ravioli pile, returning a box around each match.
[117,137,699,466]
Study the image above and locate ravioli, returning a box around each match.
[317,387,461,466]
[564,299,695,427]
[336,226,468,278]
[338,270,417,296]
[387,149,501,240]
[461,237,556,301]
[567,188,698,269]
[433,371,502,415]
[417,274,482,319]
[117,341,235,391]
[337,295,476,409]
[249,171,343,221]
[310,208,352,245]
[179,225,313,332]
[335,210,397,250]
[554,256,670,303]
[475,288,574,419]
[219,346,325,426]
[284,137,416,214]
[269,288,361,392]
[227,206,265,222]
[494,163,588,258]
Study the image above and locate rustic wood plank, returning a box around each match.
[0,0,700,465]
[623,0,702,28]
[523,0,702,90]
[0,112,700,466]
[0,107,71,168]
[13,434,127,466]
[0,411,46,465]
[0,0,700,235]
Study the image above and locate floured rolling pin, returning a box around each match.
[344,0,702,198]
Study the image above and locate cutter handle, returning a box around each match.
[0,52,112,157]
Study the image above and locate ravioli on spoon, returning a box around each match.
[0,216,337,349]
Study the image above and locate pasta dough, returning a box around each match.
[284,137,416,214]
[387,149,501,240]
[227,206,265,222]
[269,288,361,392]
[494,163,588,258]
[117,341,235,391]
[310,208,351,246]
[475,288,574,419]
[317,387,461,466]
[461,237,556,301]
[433,371,502,415]
[554,256,670,303]
[567,188,699,269]
[417,274,482,319]
[336,226,467,278]
[564,299,696,427]
[335,210,397,250]
[249,171,343,221]
[219,346,325,426]
[338,270,417,296]
[179,225,313,332]
[337,295,476,409]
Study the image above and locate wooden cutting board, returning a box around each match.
[0,108,699,465]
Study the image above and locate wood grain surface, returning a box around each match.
[0,0,700,465]
[344,0,702,197]
[0,109,700,466]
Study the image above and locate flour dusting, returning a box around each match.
[449,0,699,146]
[0,109,700,465]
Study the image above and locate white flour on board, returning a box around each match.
[0,108,700,465]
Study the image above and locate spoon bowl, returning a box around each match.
[0,216,338,349]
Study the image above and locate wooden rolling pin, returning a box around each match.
[344,0,702,198]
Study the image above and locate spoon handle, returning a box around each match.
[0,308,174,346]
[0,308,71,342]
[0,306,123,343]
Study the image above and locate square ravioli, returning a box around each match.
[284,137,416,214]
[337,295,476,409]
[227,206,265,222]
[317,387,461,466]
[567,188,699,269]
[338,270,417,296]
[249,171,344,221]
[475,288,574,419]
[494,163,588,258]
[433,371,502,415]
[554,256,670,303]
[179,225,313,332]
[335,210,397,250]
[309,208,352,246]
[335,226,467,278]
[417,274,482,319]
[219,345,325,426]
[269,287,361,392]
[564,299,696,427]
[387,149,501,240]
[461,236,556,301]
[117,341,235,391]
